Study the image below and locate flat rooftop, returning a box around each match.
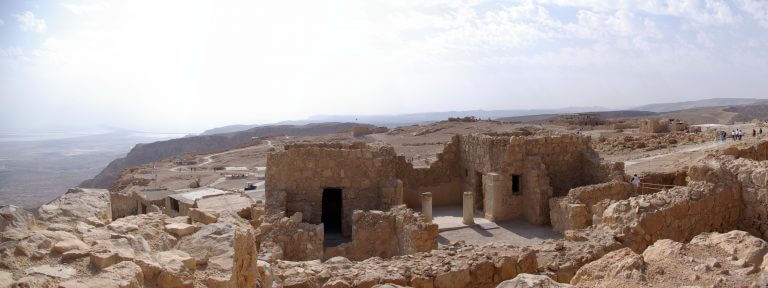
[196,193,254,212]
[136,189,176,201]
[170,187,230,204]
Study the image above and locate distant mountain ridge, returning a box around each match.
[80,122,372,189]
[200,106,609,135]
[631,98,768,113]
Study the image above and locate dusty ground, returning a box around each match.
[431,206,561,246]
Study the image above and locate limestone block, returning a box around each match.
[189,208,218,224]
[496,274,573,288]
[570,248,645,285]
[15,233,52,259]
[108,221,139,234]
[62,249,90,261]
[25,264,77,279]
[164,223,199,238]
[52,238,89,253]
[59,261,144,288]
[0,271,12,288]
[434,268,470,288]
[0,205,36,231]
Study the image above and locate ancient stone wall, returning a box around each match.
[259,212,324,261]
[724,157,768,239]
[549,181,633,233]
[640,119,665,133]
[266,144,402,236]
[323,206,437,261]
[266,134,613,231]
[636,170,688,195]
[110,192,138,220]
[458,134,610,224]
[275,243,537,288]
[400,139,462,208]
[722,140,768,161]
[599,164,742,252]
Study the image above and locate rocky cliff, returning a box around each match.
[80,122,373,188]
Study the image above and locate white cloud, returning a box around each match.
[0,18,5,26]
[13,11,47,33]
[739,0,768,28]
[61,2,108,15]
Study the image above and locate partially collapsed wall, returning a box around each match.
[724,157,768,239]
[259,212,324,261]
[599,163,742,252]
[323,206,438,261]
[265,133,615,233]
[549,180,633,233]
[266,143,403,236]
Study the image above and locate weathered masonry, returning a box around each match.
[265,133,621,236]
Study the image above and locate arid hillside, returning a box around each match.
[80,122,373,189]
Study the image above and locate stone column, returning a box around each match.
[485,173,498,221]
[421,192,433,223]
[463,191,474,225]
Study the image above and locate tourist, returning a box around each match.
[754,129,757,137]
[631,174,640,193]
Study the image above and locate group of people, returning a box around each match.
[718,127,763,142]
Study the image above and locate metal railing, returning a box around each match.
[638,182,682,192]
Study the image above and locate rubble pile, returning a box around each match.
[594,132,709,155]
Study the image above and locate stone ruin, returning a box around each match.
[262,133,623,262]
[639,118,691,133]
[6,135,768,287]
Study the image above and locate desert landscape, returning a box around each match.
[5,1,768,287]
[3,107,768,287]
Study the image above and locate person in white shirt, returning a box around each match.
[630,174,640,193]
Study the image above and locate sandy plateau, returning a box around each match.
[2,117,768,288]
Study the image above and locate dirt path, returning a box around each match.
[168,142,271,172]
[624,134,767,174]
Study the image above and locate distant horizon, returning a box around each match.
[1,96,766,135]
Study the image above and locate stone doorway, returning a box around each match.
[322,188,343,234]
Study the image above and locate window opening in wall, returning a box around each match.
[511,174,521,194]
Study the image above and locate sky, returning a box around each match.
[1,0,768,133]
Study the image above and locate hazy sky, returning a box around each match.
[1,0,768,133]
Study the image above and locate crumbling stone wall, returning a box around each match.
[323,206,437,261]
[400,139,462,208]
[636,170,688,195]
[724,157,768,239]
[259,212,323,261]
[723,140,768,161]
[599,164,741,252]
[549,180,633,233]
[275,243,537,288]
[458,134,611,224]
[266,143,402,236]
[110,192,138,220]
[266,133,613,231]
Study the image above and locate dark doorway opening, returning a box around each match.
[511,174,521,194]
[475,171,483,212]
[322,188,343,234]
